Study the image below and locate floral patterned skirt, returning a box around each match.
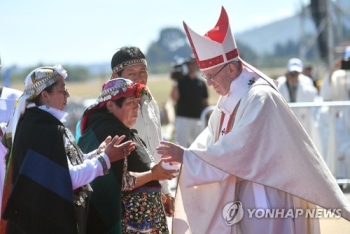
[122,186,169,234]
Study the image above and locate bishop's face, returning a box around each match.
[202,63,237,96]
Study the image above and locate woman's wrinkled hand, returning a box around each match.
[104,135,135,162]
[151,161,178,181]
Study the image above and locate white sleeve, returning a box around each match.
[84,149,97,160]
[68,152,111,190]
[182,149,230,188]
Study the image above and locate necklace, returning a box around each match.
[132,132,155,163]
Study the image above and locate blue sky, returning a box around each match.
[0,0,308,68]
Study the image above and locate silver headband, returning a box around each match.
[112,59,147,74]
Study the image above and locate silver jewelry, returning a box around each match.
[97,155,109,175]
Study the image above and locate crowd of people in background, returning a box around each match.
[0,6,350,233]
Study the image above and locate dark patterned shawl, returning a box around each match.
[77,111,158,234]
[1,107,78,234]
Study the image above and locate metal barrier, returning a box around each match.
[200,101,350,185]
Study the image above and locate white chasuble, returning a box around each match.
[171,67,350,234]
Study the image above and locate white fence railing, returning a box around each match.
[200,101,350,185]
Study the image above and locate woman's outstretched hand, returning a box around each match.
[151,161,179,181]
[104,135,135,162]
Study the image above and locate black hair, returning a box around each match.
[32,81,57,106]
[114,97,126,108]
[111,46,146,76]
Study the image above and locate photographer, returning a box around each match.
[170,55,209,147]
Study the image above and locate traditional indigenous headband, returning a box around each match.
[112,59,147,74]
[5,65,67,144]
[24,65,67,100]
[80,78,148,134]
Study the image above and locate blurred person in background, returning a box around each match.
[302,63,320,92]
[0,65,135,234]
[319,46,350,181]
[277,58,317,103]
[320,46,350,101]
[0,57,22,217]
[157,7,350,233]
[336,105,350,183]
[276,58,319,152]
[0,56,22,138]
[170,54,209,147]
[77,78,176,233]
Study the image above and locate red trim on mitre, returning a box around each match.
[184,21,230,69]
[226,48,239,61]
[197,55,224,69]
[194,48,238,69]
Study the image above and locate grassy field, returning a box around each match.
[8,74,221,106]
[62,66,288,105]
[5,66,297,106]
[7,66,290,106]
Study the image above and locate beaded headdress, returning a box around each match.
[80,78,148,134]
[24,65,67,100]
[6,64,67,144]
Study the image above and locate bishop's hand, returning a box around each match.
[157,140,184,164]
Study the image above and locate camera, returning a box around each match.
[170,63,185,81]
[341,60,350,70]
[170,59,189,81]
[170,55,195,81]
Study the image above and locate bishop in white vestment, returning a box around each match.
[157,7,350,234]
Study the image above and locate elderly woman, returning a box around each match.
[0,65,135,234]
[77,78,177,234]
